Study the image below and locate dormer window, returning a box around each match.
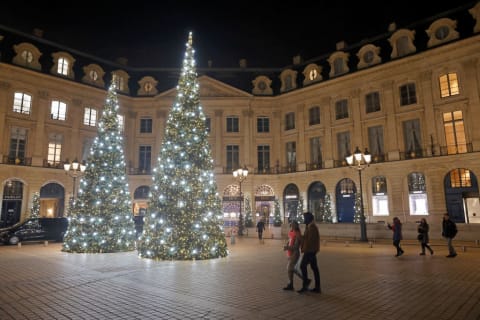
[112,70,130,94]
[12,42,42,70]
[426,18,460,48]
[82,64,105,88]
[328,52,349,77]
[51,52,75,79]
[389,29,416,59]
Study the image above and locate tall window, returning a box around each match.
[83,107,97,126]
[286,141,296,169]
[81,138,93,162]
[9,127,27,160]
[443,111,467,154]
[139,145,152,173]
[285,112,295,130]
[47,133,62,166]
[335,99,349,120]
[337,131,351,162]
[257,145,270,172]
[117,114,125,132]
[309,106,320,125]
[408,172,428,215]
[57,57,69,75]
[257,116,270,133]
[310,137,322,168]
[140,118,153,133]
[51,100,66,121]
[403,119,423,157]
[226,145,239,172]
[400,83,417,106]
[226,116,239,132]
[368,126,384,160]
[13,92,32,114]
[439,73,459,98]
[365,91,381,113]
[371,176,389,216]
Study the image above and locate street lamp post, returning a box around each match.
[346,147,371,242]
[233,165,248,236]
[64,158,86,201]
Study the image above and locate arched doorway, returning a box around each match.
[444,168,479,223]
[254,185,275,225]
[40,183,65,217]
[1,180,24,227]
[308,181,326,222]
[336,178,356,223]
[283,183,299,223]
[133,185,150,235]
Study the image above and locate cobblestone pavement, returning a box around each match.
[0,237,479,320]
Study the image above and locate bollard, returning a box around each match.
[462,246,466,252]
[345,241,350,247]
[44,240,48,246]
[369,241,373,248]
[476,240,479,246]
[17,242,21,248]
[322,240,327,246]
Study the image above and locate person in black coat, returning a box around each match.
[417,218,433,255]
[442,214,458,258]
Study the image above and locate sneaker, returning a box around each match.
[430,250,434,255]
[283,284,294,291]
[446,253,457,258]
[419,253,425,255]
[397,251,404,257]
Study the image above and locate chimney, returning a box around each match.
[336,41,347,51]
[293,55,302,65]
[388,22,397,32]
[116,57,128,66]
[33,28,44,38]
[239,58,247,68]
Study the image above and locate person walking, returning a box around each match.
[298,212,320,294]
[417,218,433,255]
[442,213,458,258]
[388,217,404,257]
[282,221,306,291]
[256,218,265,244]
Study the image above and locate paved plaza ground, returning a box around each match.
[0,236,479,320]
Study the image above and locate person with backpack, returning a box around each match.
[442,213,458,258]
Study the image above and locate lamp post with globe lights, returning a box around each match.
[346,147,371,242]
[64,158,86,202]
[233,165,248,236]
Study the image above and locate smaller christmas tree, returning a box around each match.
[322,193,334,223]
[296,195,304,223]
[30,192,40,219]
[273,198,282,226]
[354,193,362,223]
[244,195,254,228]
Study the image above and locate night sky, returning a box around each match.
[0,1,477,68]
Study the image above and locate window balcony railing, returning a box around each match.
[439,143,473,156]
[306,162,323,171]
[128,167,152,175]
[2,156,32,166]
[400,149,426,160]
[42,159,65,169]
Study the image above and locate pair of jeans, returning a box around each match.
[300,252,320,290]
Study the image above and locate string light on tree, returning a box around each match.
[137,32,228,260]
[62,82,137,253]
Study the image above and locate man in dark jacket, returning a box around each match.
[298,211,321,293]
[442,213,457,258]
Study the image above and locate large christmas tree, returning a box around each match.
[62,82,136,253]
[137,32,228,260]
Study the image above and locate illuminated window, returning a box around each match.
[21,50,33,64]
[57,57,69,75]
[408,172,428,215]
[51,100,66,121]
[439,73,459,98]
[47,134,62,166]
[83,107,97,126]
[443,111,467,154]
[13,92,32,114]
[450,168,472,188]
[372,176,388,216]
